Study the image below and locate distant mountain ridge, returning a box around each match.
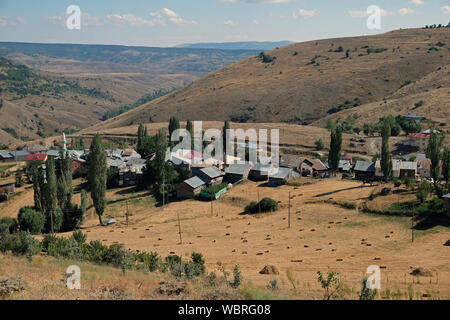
[177,41,293,51]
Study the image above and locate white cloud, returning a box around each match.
[348,9,393,18]
[150,8,197,25]
[411,0,424,5]
[47,12,103,27]
[0,15,26,27]
[441,6,450,15]
[398,8,414,16]
[224,20,239,26]
[293,9,317,19]
[107,13,154,27]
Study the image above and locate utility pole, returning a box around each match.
[177,211,182,244]
[258,191,261,214]
[288,192,291,229]
[126,201,129,227]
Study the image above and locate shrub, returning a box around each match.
[4,231,41,257]
[315,139,325,151]
[381,188,392,196]
[103,243,134,269]
[47,237,82,260]
[358,278,377,300]
[0,217,18,234]
[61,204,85,232]
[245,198,278,214]
[44,208,63,234]
[232,264,243,288]
[135,251,161,272]
[85,240,108,264]
[18,207,45,235]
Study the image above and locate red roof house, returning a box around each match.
[25,154,48,162]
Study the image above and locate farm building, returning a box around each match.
[417,158,431,179]
[342,154,353,165]
[45,150,60,158]
[196,166,225,186]
[0,150,12,162]
[403,133,430,152]
[310,159,329,178]
[9,150,30,162]
[0,183,15,202]
[72,159,86,173]
[339,160,352,172]
[280,155,305,172]
[354,161,376,181]
[225,163,252,184]
[25,154,47,162]
[443,193,450,218]
[375,160,417,179]
[249,163,272,181]
[176,176,208,199]
[404,113,424,124]
[268,167,300,186]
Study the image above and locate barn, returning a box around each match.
[249,164,272,181]
[196,166,225,186]
[225,163,252,184]
[268,167,300,186]
[176,176,208,199]
[354,161,376,181]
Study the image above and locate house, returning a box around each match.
[9,150,30,162]
[0,150,13,162]
[339,160,352,172]
[249,164,272,181]
[310,159,329,178]
[417,158,431,179]
[72,159,86,173]
[45,150,60,158]
[176,176,208,199]
[404,133,430,152]
[196,166,225,186]
[404,113,424,124]
[68,150,84,160]
[375,160,417,179]
[354,161,376,181]
[280,155,305,172]
[268,167,300,186]
[225,163,253,184]
[342,154,353,165]
[25,154,47,162]
[110,159,125,169]
[300,159,315,176]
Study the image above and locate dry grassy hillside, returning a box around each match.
[92,28,450,131]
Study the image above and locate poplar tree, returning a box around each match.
[328,125,343,175]
[442,147,450,188]
[45,156,57,233]
[380,120,392,181]
[87,134,107,226]
[426,131,444,185]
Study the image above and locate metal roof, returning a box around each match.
[251,163,272,173]
[225,163,252,175]
[269,167,294,179]
[10,150,30,157]
[0,150,12,158]
[339,160,351,171]
[200,166,224,179]
[280,155,305,168]
[443,193,450,199]
[354,161,375,172]
[184,176,208,189]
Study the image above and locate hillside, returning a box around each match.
[177,41,293,51]
[90,28,450,131]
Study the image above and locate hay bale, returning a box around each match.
[410,267,432,277]
[259,265,279,275]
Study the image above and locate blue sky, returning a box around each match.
[0,0,449,47]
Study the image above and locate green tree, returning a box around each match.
[380,120,392,181]
[441,147,450,187]
[137,124,146,152]
[168,117,180,148]
[358,278,377,300]
[315,139,325,151]
[328,125,343,175]
[426,131,444,184]
[317,270,342,300]
[186,120,194,149]
[45,157,57,233]
[87,134,107,226]
[223,120,230,160]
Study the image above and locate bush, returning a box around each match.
[232,264,243,288]
[102,243,134,269]
[245,198,278,214]
[47,236,82,259]
[61,204,85,232]
[135,251,161,272]
[18,207,45,235]
[0,217,18,234]
[381,188,392,196]
[4,231,41,256]
[44,208,63,234]
[315,139,325,151]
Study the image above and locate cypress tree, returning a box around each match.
[426,131,444,184]
[442,147,450,187]
[45,156,57,233]
[380,120,392,180]
[87,134,107,226]
[328,125,343,174]
[223,120,231,160]
[186,120,194,149]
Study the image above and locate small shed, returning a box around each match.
[280,155,305,172]
[354,161,376,181]
[197,166,225,186]
[249,164,272,181]
[339,160,352,172]
[0,150,13,162]
[310,159,329,178]
[176,176,208,199]
[443,193,450,218]
[268,167,300,186]
[225,163,253,184]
